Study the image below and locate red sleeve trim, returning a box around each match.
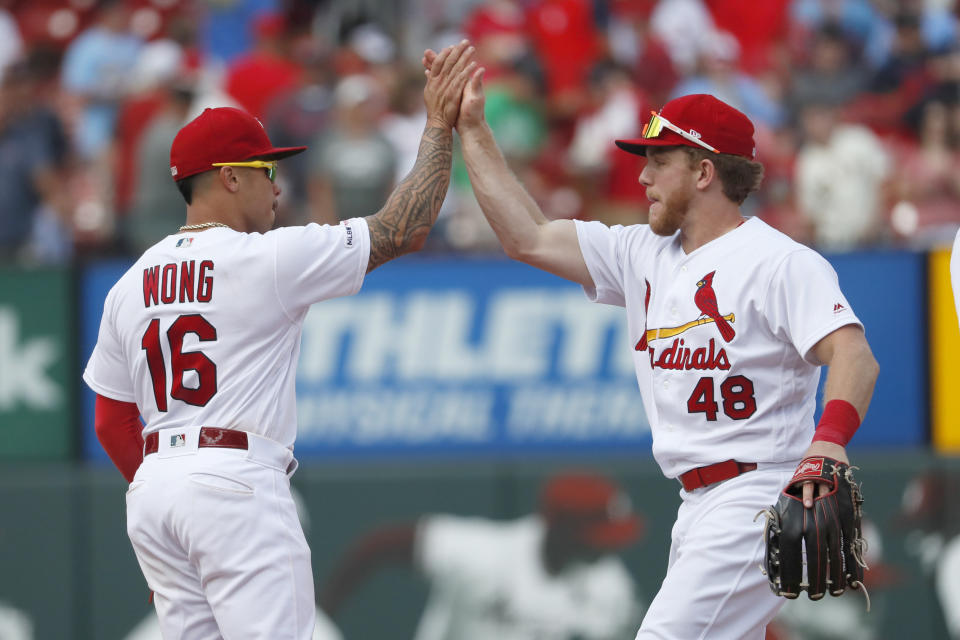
[94,394,144,482]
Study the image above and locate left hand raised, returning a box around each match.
[422,40,477,130]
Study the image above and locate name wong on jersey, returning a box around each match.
[143,260,215,308]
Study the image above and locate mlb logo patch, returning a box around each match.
[170,434,186,448]
[176,237,193,248]
[342,222,354,248]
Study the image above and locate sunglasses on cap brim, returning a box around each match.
[211,160,279,182]
[642,111,719,154]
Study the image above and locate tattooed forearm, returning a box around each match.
[366,124,453,271]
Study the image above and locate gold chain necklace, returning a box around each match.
[178,222,230,232]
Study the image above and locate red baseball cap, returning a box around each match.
[169,107,307,181]
[540,472,642,549]
[616,93,756,159]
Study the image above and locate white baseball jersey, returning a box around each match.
[83,220,369,446]
[84,221,369,639]
[575,217,861,478]
[951,228,960,329]
[414,515,640,640]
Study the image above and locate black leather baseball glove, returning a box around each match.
[757,456,868,606]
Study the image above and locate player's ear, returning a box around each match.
[217,166,241,193]
[695,157,716,191]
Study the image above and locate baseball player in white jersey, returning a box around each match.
[319,471,643,640]
[426,53,879,639]
[951,228,960,328]
[83,41,476,639]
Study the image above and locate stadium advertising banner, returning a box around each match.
[79,251,925,462]
[0,268,73,459]
[293,259,648,457]
[822,251,928,448]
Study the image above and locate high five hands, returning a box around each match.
[423,40,479,131]
[423,45,486,131]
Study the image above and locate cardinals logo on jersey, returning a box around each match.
[694,271,736,342]
[635,271,736,351]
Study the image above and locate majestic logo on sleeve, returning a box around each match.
[634,270,736,371]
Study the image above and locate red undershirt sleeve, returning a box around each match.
[94,394,144,482]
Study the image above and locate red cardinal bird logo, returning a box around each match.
[694,271,736,342]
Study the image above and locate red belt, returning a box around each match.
[678,460,757,491]
[143,427,248,456]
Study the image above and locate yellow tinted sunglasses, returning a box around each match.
[211,160,279,182]
[642,111,719,154]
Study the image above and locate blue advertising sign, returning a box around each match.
[818,250,927,447]
[293,259,649,457]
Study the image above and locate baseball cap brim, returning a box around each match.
[249,145,308,161]
[581,515,642,549]
[614,131,690,157]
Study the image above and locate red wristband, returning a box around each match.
[812,399,861,446]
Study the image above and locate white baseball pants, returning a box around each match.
[126,427,315,640]
[636,463,796,640]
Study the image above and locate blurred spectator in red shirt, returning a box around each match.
[525,0,602,121]
[463,0,528,86]
[224,11,302,118]
[703,0,790,75]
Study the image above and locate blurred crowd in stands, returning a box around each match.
[2,0,960,266]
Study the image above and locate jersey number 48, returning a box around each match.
[687,375,757,421]
[141,315,218,411]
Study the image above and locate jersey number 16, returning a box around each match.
[141,314,218,411]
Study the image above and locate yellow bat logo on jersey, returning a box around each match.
[640,313,736,345]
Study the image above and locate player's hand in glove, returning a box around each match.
[757,456,869,607]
